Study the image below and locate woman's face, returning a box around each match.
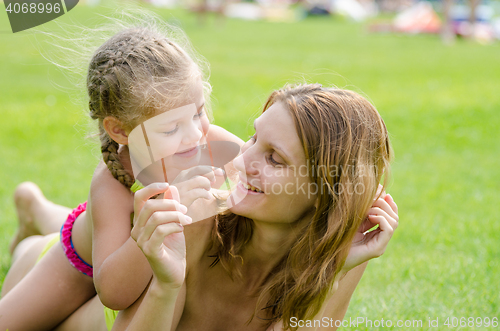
[230,102,317,224]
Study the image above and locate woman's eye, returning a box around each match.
[164,126,179,136]
[267,153,282,166]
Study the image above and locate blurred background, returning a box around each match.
[1,0,499,329]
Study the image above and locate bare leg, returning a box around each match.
[10,182,72,257]
[54,295,108,331]
[55,283,149,331]
[0,243,96,331]
[1,233,58,297]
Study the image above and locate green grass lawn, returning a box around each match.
[1,3,499,330]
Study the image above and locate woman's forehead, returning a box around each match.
[256,102,305,164]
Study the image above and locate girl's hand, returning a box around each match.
[171,166,224,209]
[131,183,192,288]
[341,192,399,274]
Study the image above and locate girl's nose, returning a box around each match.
[183,120,203,145]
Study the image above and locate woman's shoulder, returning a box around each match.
[184,215,216,271]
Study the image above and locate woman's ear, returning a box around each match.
[103,116,129,145]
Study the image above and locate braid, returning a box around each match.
[99,126,135,189]
[89,39,138,190]
[87,27,201,190]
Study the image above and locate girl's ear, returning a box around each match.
[103,116,129,145]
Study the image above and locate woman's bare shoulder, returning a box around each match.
[184,215,216,270]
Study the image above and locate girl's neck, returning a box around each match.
[117,145,134,178]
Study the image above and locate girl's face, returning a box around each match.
[128,79,209,181]
[229,102,317,224]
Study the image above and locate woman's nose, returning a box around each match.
[233,147,259,176]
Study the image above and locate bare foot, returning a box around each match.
[9,182,45,255]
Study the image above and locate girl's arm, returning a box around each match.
[122,281,181,331]
[112,185,194,331]
[206,124,245,146]
[91,162,153,310]
[112,198,215,331]
[95,125,242,310]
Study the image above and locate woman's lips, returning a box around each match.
[175,146,199,158]
[237,181,264,195]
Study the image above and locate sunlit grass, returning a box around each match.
[1,3,499,329]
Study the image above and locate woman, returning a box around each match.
[113,83,398,330]
[4,83,398,331]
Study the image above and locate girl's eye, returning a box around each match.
[194,109,205,118]
[164,125,179,136]
[249,134,256,142]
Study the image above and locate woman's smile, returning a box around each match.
[237,180,264,194]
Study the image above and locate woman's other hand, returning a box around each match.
[131,183,191,288]
[342,192,399,274]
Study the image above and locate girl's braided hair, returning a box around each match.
[86,25,208,189]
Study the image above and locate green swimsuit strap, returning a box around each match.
[130,180,145,193]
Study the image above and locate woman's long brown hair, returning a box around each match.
[210,83,392,330]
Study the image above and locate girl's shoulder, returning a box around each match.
[207,124,244,147]
[91,161,132,194]
[90,161,134,216]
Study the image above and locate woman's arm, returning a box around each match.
[267,262,368,331]
[269,194,399,331]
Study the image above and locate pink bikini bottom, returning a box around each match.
[60,202,93,277]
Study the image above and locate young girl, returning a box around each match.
[0,20,243,331]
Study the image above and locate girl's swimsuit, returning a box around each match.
[60,202,93,277]
[36,180,146,330]
[59,181,146,277]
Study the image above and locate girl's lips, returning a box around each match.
[175,146,199,158]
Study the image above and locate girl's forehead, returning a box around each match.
[148,103,199,126]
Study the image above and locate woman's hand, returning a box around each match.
[131,183,192,288]
[341,191,399,274]
[171,166,224,209]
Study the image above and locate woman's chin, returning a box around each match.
[227,187,264,218]
[227,189,251,215]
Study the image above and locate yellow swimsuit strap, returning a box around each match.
[130,180,145,193]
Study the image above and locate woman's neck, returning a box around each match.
[239,211,313,290]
